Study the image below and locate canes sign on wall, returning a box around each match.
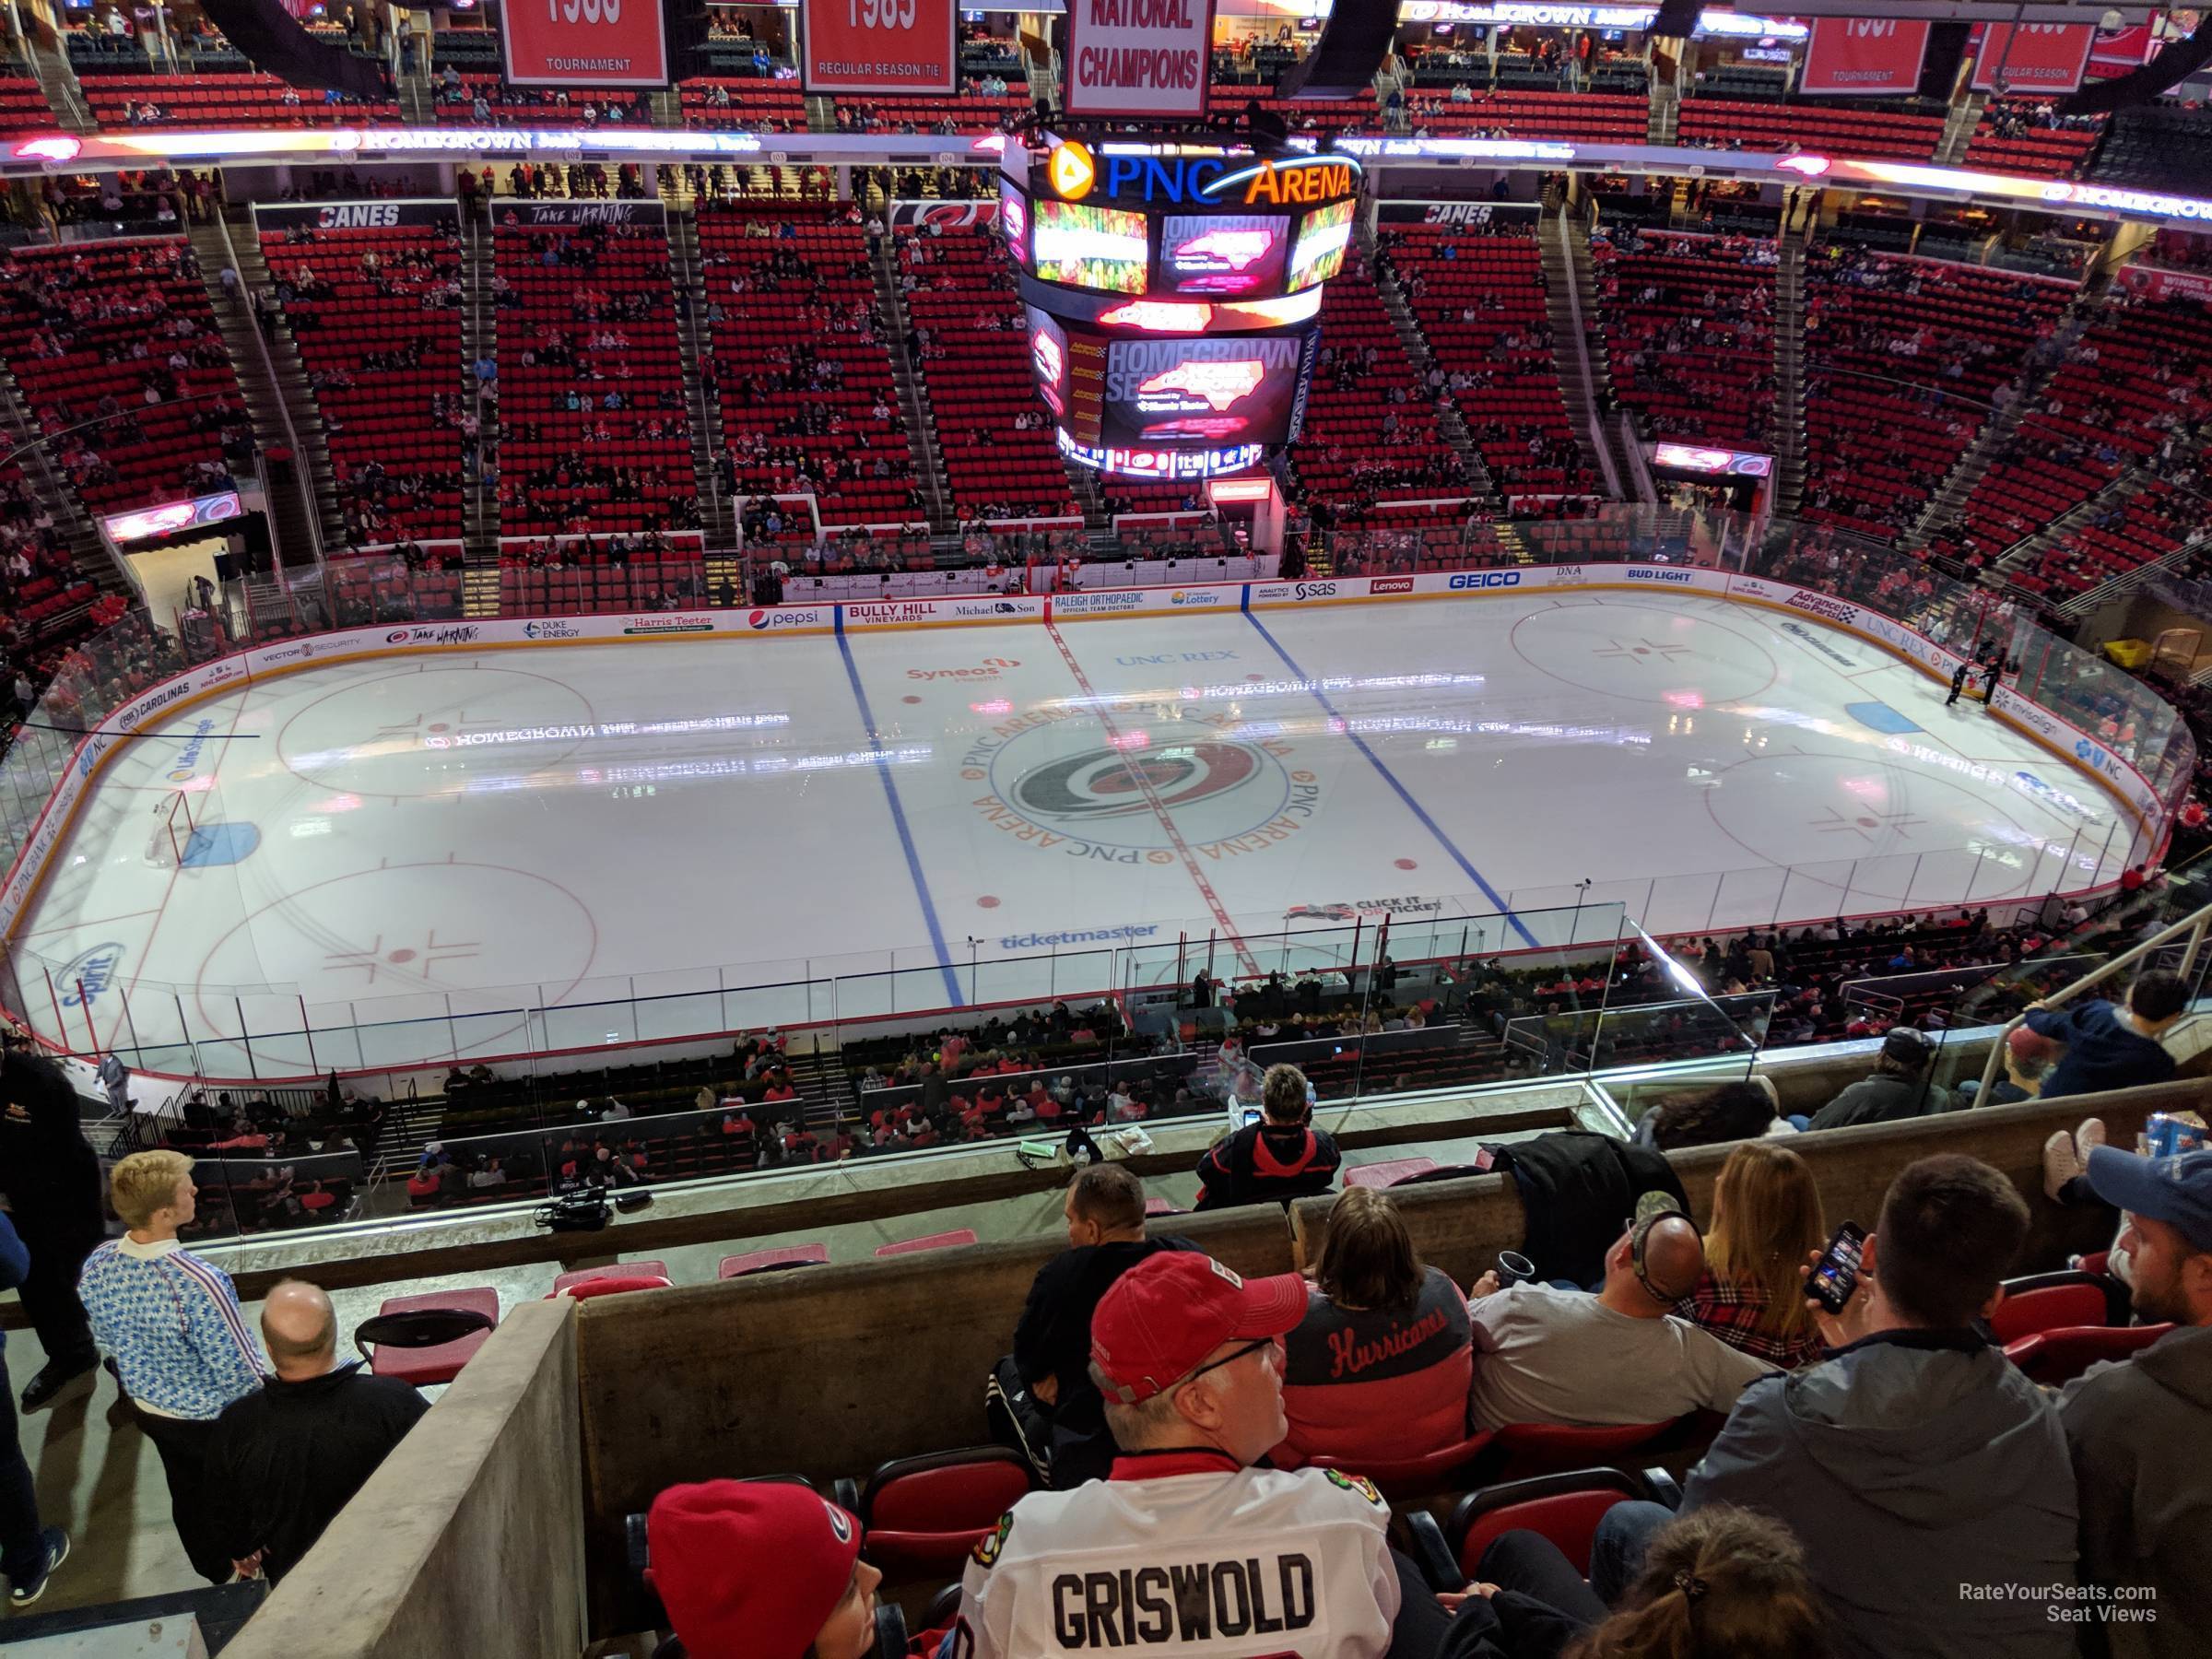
[500,0,670,88]
[1799,17,1931,97]
[1065,0,1217,120]
[801,0,959,95]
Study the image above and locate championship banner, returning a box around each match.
[1971,23,2095,95]
[2088,22,2160,76]
[499,0,670,89]
[498,199,668,227]
[1799,17,1931,98]
[800,0,959,96]
[1065,0,1217,120]
[251,199,457,230]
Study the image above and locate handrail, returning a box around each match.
[1552,206,1623,501]
[212,208,327,570]
[1975,891,2212,1100]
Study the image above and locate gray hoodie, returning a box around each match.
[1683,1329,2077,1659]
[2060,1324,2212,1659]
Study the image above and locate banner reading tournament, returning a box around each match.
[1065,0,1217,120]
[1799,17,1930,97]
[801,0,958,95]
[500,0,670,88]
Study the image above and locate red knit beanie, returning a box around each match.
[646,1481,862,1659]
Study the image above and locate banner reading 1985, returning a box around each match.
[802,0,959,96]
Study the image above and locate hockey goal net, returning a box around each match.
[146,790,200,869]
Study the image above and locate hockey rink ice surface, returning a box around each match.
[15,592,2138,1073]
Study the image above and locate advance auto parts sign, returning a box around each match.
[960,708,1322,868]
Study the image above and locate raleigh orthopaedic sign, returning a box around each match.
[1065,0,1218,121]
[500,0,671,88]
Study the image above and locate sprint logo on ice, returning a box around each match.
[58,942,124,1007]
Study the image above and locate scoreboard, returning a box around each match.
[1003,134,1363,480]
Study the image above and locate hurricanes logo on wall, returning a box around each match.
[1009,740,1263,822]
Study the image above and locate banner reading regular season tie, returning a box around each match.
[500,0,670,88]
[1971,22,2096,95]
[802,0,959,96]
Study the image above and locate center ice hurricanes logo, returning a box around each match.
[962,712,1322,866]
[1010,740,1261,822]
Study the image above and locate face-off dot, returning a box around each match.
[977,895,1001,909]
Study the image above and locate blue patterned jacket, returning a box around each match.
[78,1236,266,1419]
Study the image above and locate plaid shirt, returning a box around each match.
[1676,1270,1825,1370]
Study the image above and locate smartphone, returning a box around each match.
[1240,1108,1263,1128]
[1807,1221,1867,1315]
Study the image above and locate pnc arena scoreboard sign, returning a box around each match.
[499,0,670,88]
[1005,135,1362,476]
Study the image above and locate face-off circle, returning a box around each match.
[276,665,597,797]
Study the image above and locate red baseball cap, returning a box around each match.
[646,1481,862,1659]
[1091,1252,1308,1405]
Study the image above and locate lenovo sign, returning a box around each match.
[500,0,670,88]
[801,0,958,95]
[1800,17,1931,97]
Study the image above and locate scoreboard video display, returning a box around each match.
[1003,133,1363,477]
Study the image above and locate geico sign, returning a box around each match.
[1448,571,1523,590]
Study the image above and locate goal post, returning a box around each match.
[147,790,199,869]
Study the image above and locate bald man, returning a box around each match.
[1465,1194,1777,1430]
[205,1280,429,1583]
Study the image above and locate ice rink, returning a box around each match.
[15,592,2136,1073]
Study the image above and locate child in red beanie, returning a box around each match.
[647,1481,884,1659]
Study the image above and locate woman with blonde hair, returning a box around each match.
[1277,1185,1473,1464]
[1676,1141,1826,1368]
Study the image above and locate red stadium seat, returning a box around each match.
[842,1447,1036,1578]
[1346,1157,1441,1189]
[2005,1324,2175,1386]
[547,1272,673,1300]
[359,1288,500,1385]
[1302,1430,1498,1502]
[1448,1468,1651,1579]
[874,1229,978,1257]
[1988,1270,2127,1344]
[553,1260,671,1296]
[719,1244,830,1277]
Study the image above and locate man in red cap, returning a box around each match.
[946,1250,1452,1657]
[647,1481,883,1659]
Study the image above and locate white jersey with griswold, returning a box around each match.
[943,1461,1399,1658]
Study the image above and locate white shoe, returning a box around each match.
[2077,1117,2107,1163]
[2044,1128,2081,1202]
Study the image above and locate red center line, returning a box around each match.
[1042,624,1263,983]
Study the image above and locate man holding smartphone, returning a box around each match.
[1589,1154,2078,1658]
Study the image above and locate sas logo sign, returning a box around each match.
[1448,571,1523,590]
[1628,567,1693,583]
[58,941,124,1007]
[523,620,581,640]
[1369,578,1415,594]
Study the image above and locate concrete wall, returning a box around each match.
[222,1301,585,1659]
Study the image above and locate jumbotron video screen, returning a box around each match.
[1002,135,1363,480]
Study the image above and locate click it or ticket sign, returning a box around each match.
[1065,0,1217,121]
[802,0,959,95]
[500,0,671,88]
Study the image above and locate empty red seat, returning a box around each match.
[1346,1157,1441,1189]
[874,1228,978,1257]
[553,1260,671,1296]
[841,1447,1035,1578]
[1448,1468,1651,1579]
[362,1287,500,1385]
[719,1243,830,1277]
